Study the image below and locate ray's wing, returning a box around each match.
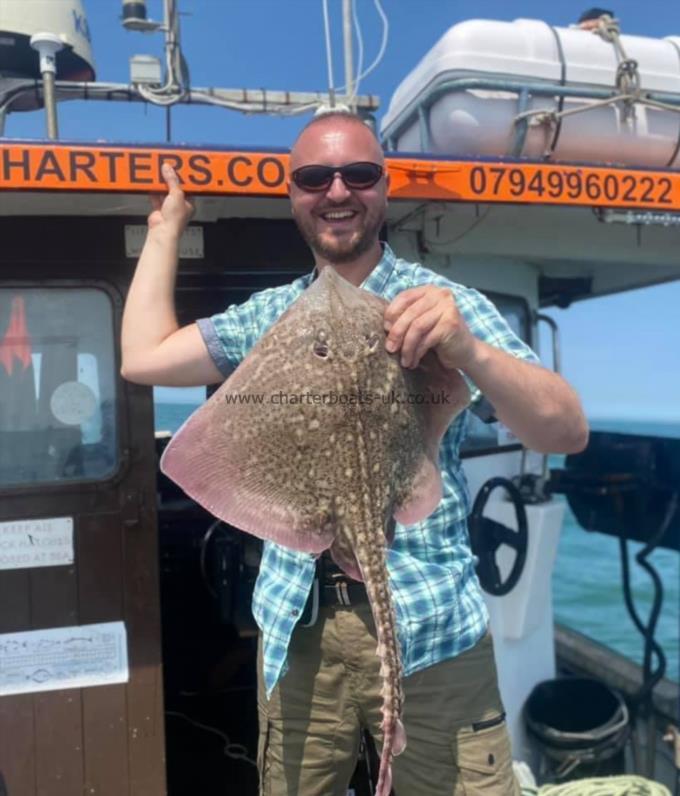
[160,306,341,554]
[391,354,471,526]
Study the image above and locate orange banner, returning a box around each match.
[1,143,679,210]
[0,144,288,195]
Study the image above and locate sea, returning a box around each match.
[155,402,679,683]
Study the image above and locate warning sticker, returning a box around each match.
[0,516,74,571]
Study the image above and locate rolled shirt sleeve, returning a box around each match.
[196,277,313,377]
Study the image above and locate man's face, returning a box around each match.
[288,119,388,264]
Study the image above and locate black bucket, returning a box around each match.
[524,677,630,781]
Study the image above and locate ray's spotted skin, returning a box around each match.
[160,267,470,796]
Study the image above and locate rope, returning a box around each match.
[512,15,680,147]
[521,774,672,796]
[544,22,567,158]
[594,16,640,121]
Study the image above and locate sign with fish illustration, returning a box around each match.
[0,621,129,696]
[160,267,470,795]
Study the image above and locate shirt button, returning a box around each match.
[291,609,299,617]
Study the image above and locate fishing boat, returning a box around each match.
[0,2,677,794]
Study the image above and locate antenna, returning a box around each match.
[0,1,379,130]
[343,0,355,111]
[121,0,163,32]
[121,0,187,111]
[29,32,64,139]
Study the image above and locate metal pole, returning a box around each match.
[0,106,6,138]
[534,312,562,485]
[342,0,354,110]
[42,70,59,139]
[163,0,175,89]
[30,34,63,141]
[535,312,562,374]
[418,105,431,151]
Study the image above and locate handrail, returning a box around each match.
[381,73,680,159]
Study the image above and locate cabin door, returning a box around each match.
[0,280,165,796]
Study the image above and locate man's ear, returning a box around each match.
[286,177,297,216]
[384,169,391,204]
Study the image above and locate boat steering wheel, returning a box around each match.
[469,477,528,596]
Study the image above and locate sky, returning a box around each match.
[4,0,680,423]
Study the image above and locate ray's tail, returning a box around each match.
[354,533,406,796]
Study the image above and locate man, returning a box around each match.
[576,7,615,30]
[121,111,588,795]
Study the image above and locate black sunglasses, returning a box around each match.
[291,161,383,192]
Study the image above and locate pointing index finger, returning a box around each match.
[161,162,182,192]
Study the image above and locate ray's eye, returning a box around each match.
[313,331,330,359]
[365,332,380,353]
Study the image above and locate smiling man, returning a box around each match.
[121,110,588,796]
[288,117,387,275]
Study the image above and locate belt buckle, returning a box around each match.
[331,574,352,606]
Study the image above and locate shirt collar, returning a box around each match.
[361,242,397,297]
[303,242,398,297]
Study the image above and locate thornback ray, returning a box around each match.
[160,265,471,796]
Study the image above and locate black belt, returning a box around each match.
[318,551,368,606]
[321,572,369,606]
[298,555,369,627]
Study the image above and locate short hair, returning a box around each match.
[578,7,614,22]
[293,109,380,149]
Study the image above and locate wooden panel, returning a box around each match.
[0,570,34,796]
[30,559,84,796]
[35,691,84,796]
[0,569,31,632]
[126,675,166,796]
[0,694,34,795]
[82,685,129,796]
[77,513,124,621]
[123,393,166,794]
[30,565,78,628]
[78,512,129,796]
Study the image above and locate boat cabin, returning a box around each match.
[1,9,679,796]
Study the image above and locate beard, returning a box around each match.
[293,208,385,264]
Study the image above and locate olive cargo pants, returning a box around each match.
[257,602,520,795]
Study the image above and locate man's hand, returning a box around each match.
[148,163,195,236]
[383,284,589,454]
[121,163,223,387]
[383,286,477,370]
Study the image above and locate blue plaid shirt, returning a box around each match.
[198,244,539,697]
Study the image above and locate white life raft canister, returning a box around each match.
[380,18,680,169]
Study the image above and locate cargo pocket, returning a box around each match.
[257,719,272,796]
[454,714,518,795]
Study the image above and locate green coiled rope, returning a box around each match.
[521,775,671,796]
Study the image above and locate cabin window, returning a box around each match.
[0,288,118,487]
[462,293,532,455]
